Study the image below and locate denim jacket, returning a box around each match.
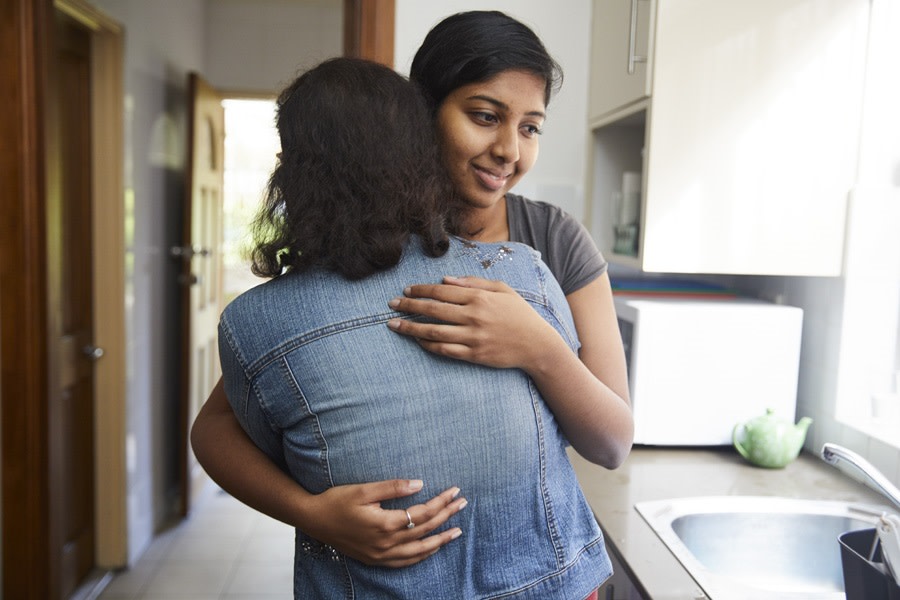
[219,236,612,599]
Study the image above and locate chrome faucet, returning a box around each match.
[821,443,900,511]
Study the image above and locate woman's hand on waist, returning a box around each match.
[300,480,466,568]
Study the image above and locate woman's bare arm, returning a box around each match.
[386,273,633,468]
[190,379,467,567]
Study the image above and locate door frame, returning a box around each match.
[59,0,128,570]
[0,0,127,594]
[343,0,395,67]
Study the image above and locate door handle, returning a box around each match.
[170,245,211,259]
[82,345,105,361]
[178,273,202,286]
[627,0,648,74]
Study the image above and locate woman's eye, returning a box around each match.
[471,111,498,124]
[522,124,543,137]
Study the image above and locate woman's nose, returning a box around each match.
[490,126,520,163]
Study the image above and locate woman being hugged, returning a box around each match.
[192,9,632,575]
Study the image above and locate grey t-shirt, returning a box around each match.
[506,193,608,295]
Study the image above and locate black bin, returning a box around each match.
[839,528,900,600]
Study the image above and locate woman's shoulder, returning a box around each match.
[220,273,314,332]
[506,193,573,223]
[505,193,607,295]
[505,193,589,244]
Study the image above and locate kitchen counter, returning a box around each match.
[570,446,891,599]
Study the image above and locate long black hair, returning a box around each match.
[250,57,457,280]
[410,11,563,113]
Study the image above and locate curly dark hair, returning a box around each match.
[409,11,563,113]
[250,57,459,280]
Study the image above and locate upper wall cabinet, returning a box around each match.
[588,0,653,122]
[586,0,870,275]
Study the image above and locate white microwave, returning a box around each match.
[614,295,803,446]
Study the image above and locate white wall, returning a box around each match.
[89,0,207,564]
[395,0,592,221]
[205,0,342,94]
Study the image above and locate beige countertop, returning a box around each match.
[570,446,891,599]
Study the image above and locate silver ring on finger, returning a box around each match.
[405,510,415,529]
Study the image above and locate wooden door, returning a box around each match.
[177,73,225,515]
[46,8,96,597]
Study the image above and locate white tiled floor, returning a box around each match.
[98,487,295,600]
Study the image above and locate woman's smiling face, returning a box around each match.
[435,70,547,211]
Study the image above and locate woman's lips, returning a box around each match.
[473,165,511,191]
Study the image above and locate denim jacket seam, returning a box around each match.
[220,319,254,420]
[282,358,355,598]
[245,312,398,379]
[281,358,336,490]
[536,258,580,351]
[530,379,566,569]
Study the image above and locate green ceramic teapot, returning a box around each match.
[732,409,813,468]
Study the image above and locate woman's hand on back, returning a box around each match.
[387,276,560,371]
[302,481,466,568]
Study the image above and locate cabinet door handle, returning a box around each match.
[628,0,648,74]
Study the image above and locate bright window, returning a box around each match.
[835,188,900,442]
[834,0,900,446]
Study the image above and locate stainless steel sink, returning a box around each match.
[635,496,890,600]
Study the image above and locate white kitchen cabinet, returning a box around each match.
[588,0,654,123]
[586,0,869,275]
